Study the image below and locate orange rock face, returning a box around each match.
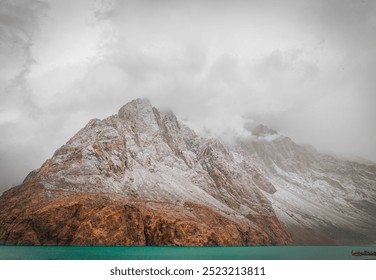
[0,184,290,246]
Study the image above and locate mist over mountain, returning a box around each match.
[2,0,376,194]
[0,99,375,246]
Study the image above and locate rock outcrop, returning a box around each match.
[0,185,288,246]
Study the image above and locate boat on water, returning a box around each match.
[351,250,376,256]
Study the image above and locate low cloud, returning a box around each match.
[1,0,376,191]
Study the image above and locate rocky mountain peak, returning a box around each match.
[120,97,151,110]
[0,98,375,246]
[118,98,160,133]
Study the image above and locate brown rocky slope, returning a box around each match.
[0,183,289,246]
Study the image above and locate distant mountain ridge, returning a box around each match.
[0,98,375,245]
[237,125,376,244]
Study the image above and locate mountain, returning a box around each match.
[0,99,375,245]
[237,126,376,244]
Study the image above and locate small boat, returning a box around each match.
[351,250,376,256]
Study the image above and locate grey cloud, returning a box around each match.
[0,0,48,120]
[0,0,48,83]
[1,0,376,191]
[0,0,48,192]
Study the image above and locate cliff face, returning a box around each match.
[0,186,288,246]
[1,99,375,245]
[0,99,291,246]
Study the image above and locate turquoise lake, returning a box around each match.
[0,246,375,260]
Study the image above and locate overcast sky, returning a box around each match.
[1,0,376,191]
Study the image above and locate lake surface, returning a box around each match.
[0,246,375,260]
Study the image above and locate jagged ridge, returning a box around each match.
[0,99,291,245]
